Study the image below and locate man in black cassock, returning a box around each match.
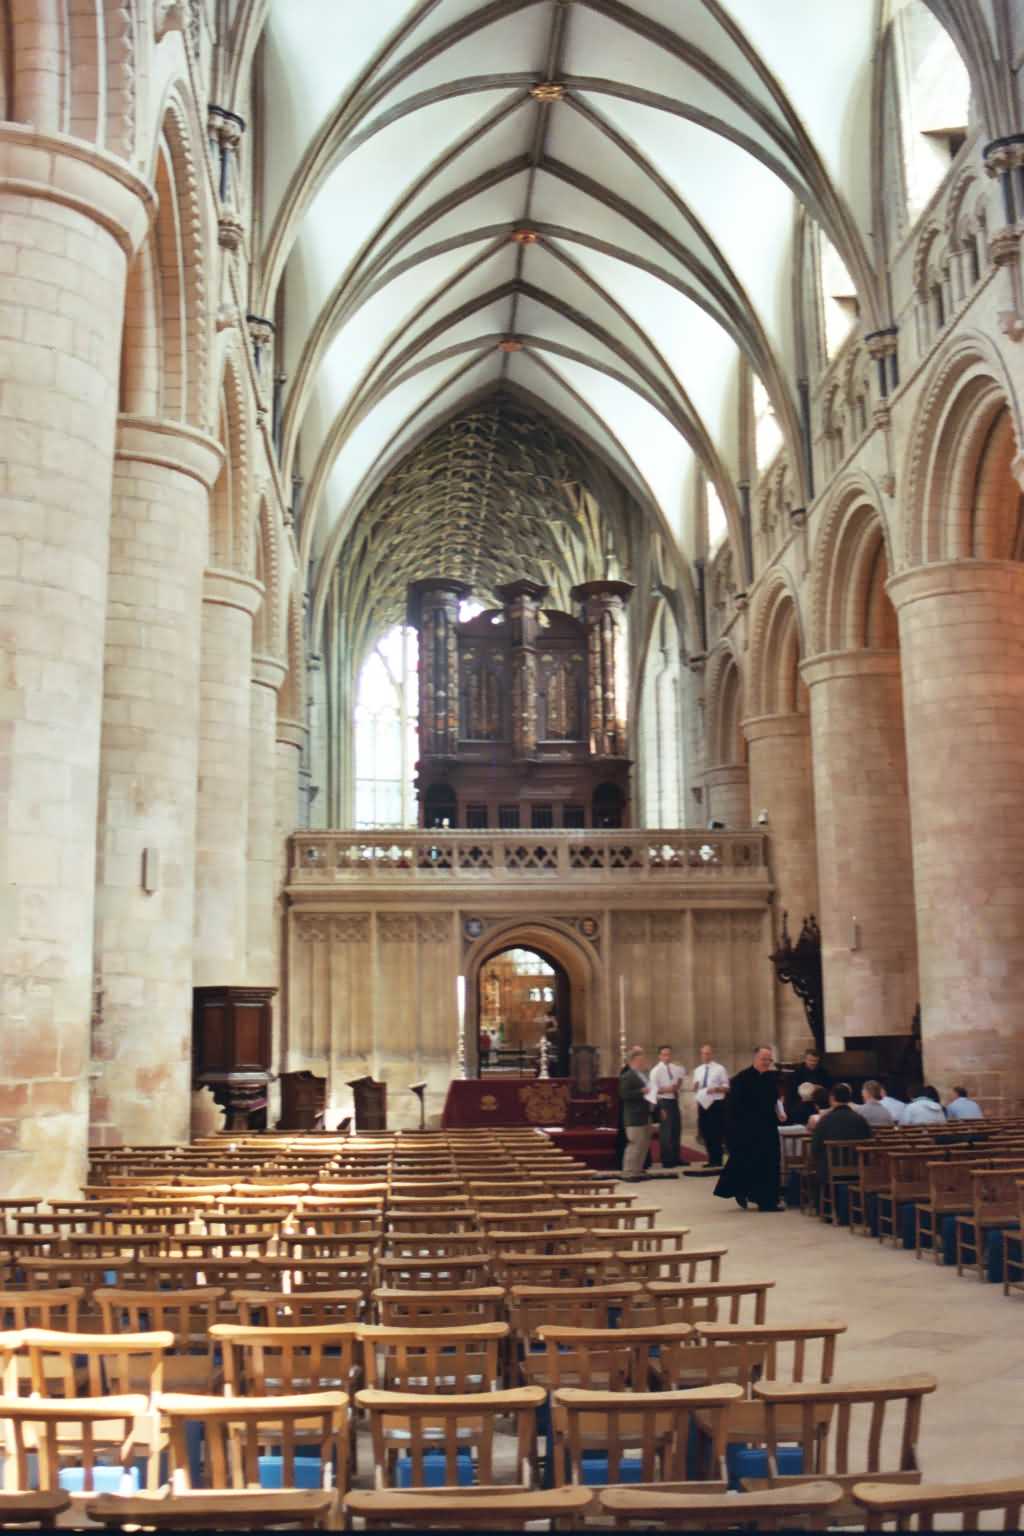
[714,1044,785,1211]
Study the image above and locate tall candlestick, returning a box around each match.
[456,975,467,1080]
[538,1032,550,1080]
[618,974,627,1064]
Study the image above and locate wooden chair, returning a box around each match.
[913,1160,975,1263]
[486,1228,593,1257]
[822,1143,862,1225]
[0,1491,71,1528]
[20,1327,172,1401]
[851,1476,1024,1530]
[600,1480,843,1528]
[258,1255,375,1294]
[375,1256,491,1292]
[359,1323,507,1393]
[747,1374,938,1522]
[645,1282,773,1326]
[232,1289,364,1327]
[0,1394,154,1495]
[591,1227,690,1254]
[551,1384,741,1489]
[85,1490,338,1529]
[955,1168,1023,1280]
[373,1287,506,1329]
[531,1324,693,1393]
[357,1386,544,1490]
[616,1250,723,1286]
[344,1485,592,1530]
[383,1209,479,1235]
[877,1153,931,1247]
[381,1232,489,1259]
[494,1251,607,1289]
[94,1289,223,1391]
[212,1322,360,1397]
[1003,1180,1024,1297]
[158,1390,348,1505]
[508,1284,644,1341]
[0,1288,84,1332]
[850,1145,893,1235]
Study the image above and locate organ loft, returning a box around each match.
[408,577,634,831]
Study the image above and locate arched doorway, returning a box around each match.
[463,920,597,1078]
[477,946,571,1077]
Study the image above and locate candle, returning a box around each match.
[456,975,466,1027]
[618,974,628,1062]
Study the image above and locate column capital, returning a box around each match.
[252,655,287,693]
[0,123,155,256]
[202,568,264,615]
[800,649,901,688]
[886,559,1024,611]
[276,718,307,751]
[116,416,224,489]
[741,712,811,745]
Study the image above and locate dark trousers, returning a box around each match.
[698,1100,725,1166]
[657,1098,681,1169]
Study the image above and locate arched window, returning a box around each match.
[753,377,783,471]
[892,0,970,220]
[353,624,418,828]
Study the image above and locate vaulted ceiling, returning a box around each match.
[261,0,883,653]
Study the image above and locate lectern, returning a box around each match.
[347,1075,387,1132]
[408,1081,428,1131]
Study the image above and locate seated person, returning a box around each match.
[810,1082,872,1182]
[789,1047,831,1111]
[946,1084,983,1121]
[878,1081,906,1124]
[790,1080,819,1126]
[805,1085,831,1132]
[902,1085,947,1125]
[855,1079,895,1128]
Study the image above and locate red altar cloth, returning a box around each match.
[440,1076,618,1129]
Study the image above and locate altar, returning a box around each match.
[440,1075,619,1130]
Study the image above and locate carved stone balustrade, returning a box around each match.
[288,828,769,890]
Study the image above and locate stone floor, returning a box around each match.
[637,1167,1024,1486]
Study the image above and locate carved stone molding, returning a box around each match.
[649,913,683,943]
[294,913,369,945]
[418,914,451,944]
[378,914,418,943]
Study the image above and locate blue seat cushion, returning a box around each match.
[579,1451,646,1485]
[258,1450,324,1490]
[727,1443,804,1489]
[395,1449,474,1488]
[59,1465,141,1495]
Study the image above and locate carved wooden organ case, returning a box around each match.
[407,576,633,830]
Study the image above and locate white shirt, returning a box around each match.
[650,1061,686,1099]
[880,1095,905,1124]
[902,1097,946,1125]
[692,1060,729,1110]
[946,1096,983,1120]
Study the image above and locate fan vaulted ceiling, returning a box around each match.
[262,0,882,651]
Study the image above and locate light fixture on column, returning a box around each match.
[849,916,860,952]
[141,848,160,894]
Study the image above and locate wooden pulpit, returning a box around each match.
[348,1075,387,1132]
[192,986,275,1131]
[278,1071,327,1131]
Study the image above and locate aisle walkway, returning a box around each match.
[639,1170,1024,1482]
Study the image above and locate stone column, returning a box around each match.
[497,579,548,756]
[91,419,222,1147]
[801,651,919,1049]
[248,656,286,987]
[703,763,750,828]
[889,561,1024,1105]
[743,713,819,1054]
[0,126,153,1195]
[193,570,263,986]
[272,719,305,1097]
[572,580,634,756]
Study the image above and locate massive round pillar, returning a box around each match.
[801,651,919,1049]
[703,763,750,828]
[743,713,819,1054]
[889,561,1024,1105]
[0,126,152,1194]
[248,657,287,986]
[91,418,223,1147]
[193,570,263,986]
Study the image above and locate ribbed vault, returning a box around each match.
[337,390,636,658]
[260,0,891,636]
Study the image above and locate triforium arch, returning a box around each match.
[252,494,285,663]
[904,332,1024,567]
[810,473,899,655]
[210,342,254,573]
[704,644,746,770]
[2,0,138,150]
[461,919,600,1076]
[746,573,808,719]
[121,94,209,427]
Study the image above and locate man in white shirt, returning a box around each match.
[650,1044,686,1170]
[902,1086,946,1125]
[691,1042,729,1168]
[946,1085,983,1120]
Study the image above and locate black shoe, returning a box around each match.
[736,1196,749,1210]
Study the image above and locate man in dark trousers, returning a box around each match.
[810,1082,872,1184]
[619,1047,654,1182]
[789,1047,831,1113]
[714,1045,785,1211]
